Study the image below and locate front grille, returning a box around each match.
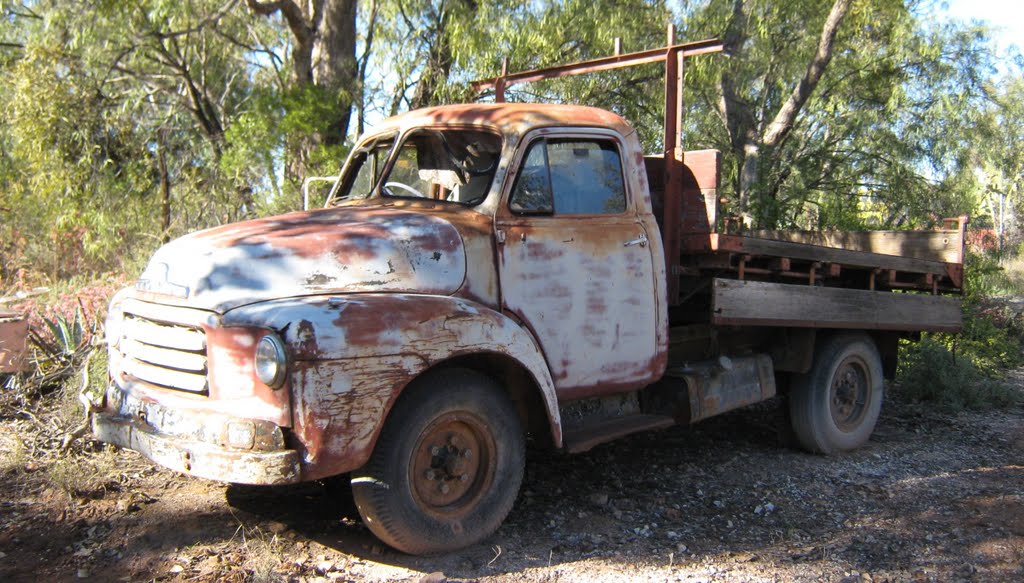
[119,302,209,395]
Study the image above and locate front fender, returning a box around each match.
[223,294,561,479]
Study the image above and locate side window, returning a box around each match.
[509,141,553,213]
[509,138,626,215]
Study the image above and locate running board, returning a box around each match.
[562,414,676,454]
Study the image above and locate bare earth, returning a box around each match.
[2,379,1022,583]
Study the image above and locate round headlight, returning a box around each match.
[105,304,124,348]
[255,334,288,388]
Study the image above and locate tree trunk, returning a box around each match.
[246,0,358,178]
[312,0,357,143]
[157,131,172,243]
[718,0,851,228]
[409,0,478,109]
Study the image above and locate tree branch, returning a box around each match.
[245,0,312,46]
[762,0,851,148]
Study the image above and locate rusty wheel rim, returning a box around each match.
[410,412,495,519]
[830,356,870,432]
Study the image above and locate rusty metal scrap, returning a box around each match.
[0,311,28,374]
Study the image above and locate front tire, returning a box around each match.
[789,333,884,454]
[351,368,525,555]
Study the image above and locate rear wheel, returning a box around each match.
[790,333,884,454]
[351,368,525,555]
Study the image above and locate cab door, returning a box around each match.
[495,131,659,397]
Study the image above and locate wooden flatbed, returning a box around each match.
[650,149,966,334]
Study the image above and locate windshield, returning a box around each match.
[329,128,501,207]
[328,135,395,204]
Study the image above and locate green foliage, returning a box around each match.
[678,0,998,229]
[0,0,284,283]
[42,309,86,358]
[897,337,1020,411]
[897,251,1024,411]
[1,0,1023,288]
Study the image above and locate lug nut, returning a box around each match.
[425,469,437,481]
[462,449,472,460]
[460,474,469,482]
[440,483,450,494]
[430,446,441,456]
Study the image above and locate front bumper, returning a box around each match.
[92,411,301,485]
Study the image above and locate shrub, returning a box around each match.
[896,250,1024,411]
[897,337,1021,411]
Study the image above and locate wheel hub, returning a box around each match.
[411,416,492,514]
[830,358,869,432]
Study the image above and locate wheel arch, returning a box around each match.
[249,294,564,481]
[417,353,560,448]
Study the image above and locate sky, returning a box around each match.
[941,0,1023,51]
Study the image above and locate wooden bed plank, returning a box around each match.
[711,279,962,332]
[684,233,952,276]
[750,229,962,264]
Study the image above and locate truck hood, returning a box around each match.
[135,206,466,313]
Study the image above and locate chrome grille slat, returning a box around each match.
[123,358,209,393]
[119,309,209,395]
[123,318,205,351]
[121,339,207,372]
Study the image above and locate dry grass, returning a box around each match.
[0,345,124,498]
[0,431,30,475]
[236,526,285,583]
[46,445,124,498]
[1000,254,1024,295]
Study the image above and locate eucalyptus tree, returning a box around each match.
[0,0,280,279]
[245,0,358,179]
[678,0,997,229]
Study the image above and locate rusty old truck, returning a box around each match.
[92,38,965,554]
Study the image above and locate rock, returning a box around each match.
[168,564,184,574]
[76,568,90,579]
[418,572,447,583]
[316,560,335,573]
[590,493,609,507]
[267,521,289,535]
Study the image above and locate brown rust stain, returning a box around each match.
[280,295,560,478]
[204,325,291,427]
[372,103,636,141]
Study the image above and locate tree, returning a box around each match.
[245,0,358,178]
[679,0,997,229]
[0,0,279,280]
[972,75,1024,251]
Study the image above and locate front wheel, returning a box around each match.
[351,368,525,555]
[789,333,884,454]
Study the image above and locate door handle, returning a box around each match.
[624,233,648,247]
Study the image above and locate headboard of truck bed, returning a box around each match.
[645,149,721,235]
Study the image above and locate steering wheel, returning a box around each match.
[383,181,424,198]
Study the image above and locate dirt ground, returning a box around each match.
[1,378,1022,583]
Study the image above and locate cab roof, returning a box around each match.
[369,103,636,140]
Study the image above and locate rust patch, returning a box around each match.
[204,325,291,427]
[0,311,28,373]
